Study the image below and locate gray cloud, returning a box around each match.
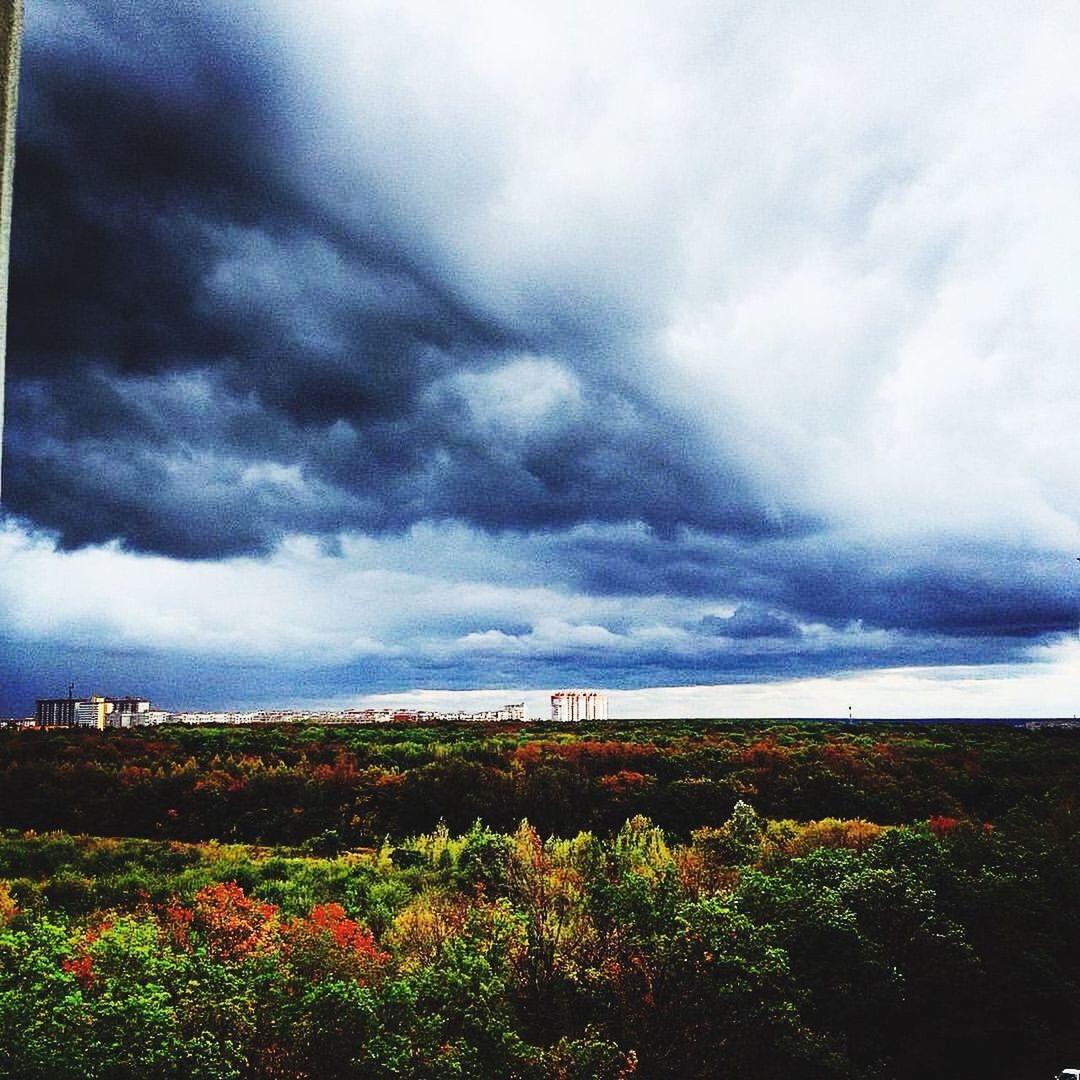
[702,605,802,641]
[5,0,787,559]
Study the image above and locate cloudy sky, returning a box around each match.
[3,0,1080,718]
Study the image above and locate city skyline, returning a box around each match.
[3,2,1080,718]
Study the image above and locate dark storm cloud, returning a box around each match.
[2,0,785,560]
[775,547,1078,640]
[554,526,1076,651]
[10,2,306,371]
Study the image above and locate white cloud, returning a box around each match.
[436,355,582,434]
[3,514,1078,715]
[608,638,1080,720]
[0,520,702,665]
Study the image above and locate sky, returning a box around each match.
[2,0,1080,719]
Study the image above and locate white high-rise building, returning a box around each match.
[550,690,608,722]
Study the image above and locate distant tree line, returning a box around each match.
[0,720,1073,844]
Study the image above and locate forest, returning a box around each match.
[0,719,1078,1078]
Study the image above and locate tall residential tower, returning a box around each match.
[550,690,609,723]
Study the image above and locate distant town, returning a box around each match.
[2,688,610,729]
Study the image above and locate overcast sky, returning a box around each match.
[3,0,1080,718]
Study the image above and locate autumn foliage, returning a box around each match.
[1,719,1079,1077]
